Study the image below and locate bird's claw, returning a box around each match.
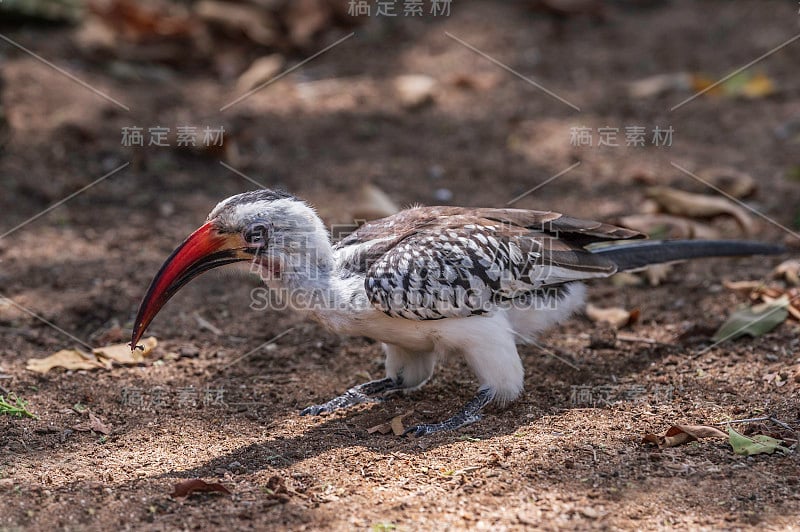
[300,404,332,416]
[403,413,482,437]
[300,392,381,416]
[299,378,401,417]
[403,424,438,437]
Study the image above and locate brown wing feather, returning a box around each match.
[469,208,644,245]
[348,208,629,320]
[335,205,642,277]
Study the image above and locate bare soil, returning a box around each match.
[1,1,800,530]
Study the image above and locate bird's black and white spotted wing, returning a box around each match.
[346,207,643,320]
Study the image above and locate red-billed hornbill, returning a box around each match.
[131,189,785,436]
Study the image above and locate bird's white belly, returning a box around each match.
[309,281,587,353]
[315,304,438,352]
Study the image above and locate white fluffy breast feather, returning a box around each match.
[506,282,587,343]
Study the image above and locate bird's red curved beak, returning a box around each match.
[131,222,249,350]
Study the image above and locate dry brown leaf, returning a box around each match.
[96,337,158,365]
[646,186,755,235]
[26,337,157,374]
[773,259,800,286]
[195,1,278,46]
[723,279,764,294]
[390,410,414,436]
[722,281,800,321]
[696,167,756,199]
[171,478,231,498]
[367,410,414,436]
[618,214,721,240]
[762,293,800,321]
[366,421,393,435]
[758,287,785,299]
[236,54,285,92]
[73,412,111,435]
[586,304,639,329]
[26,349,108,374]
[643,424,727,449]
[283,0,333,48]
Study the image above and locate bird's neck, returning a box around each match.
[266,243,371,331]
[262,203,337,295]
[271,237,335,293]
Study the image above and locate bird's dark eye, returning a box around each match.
[243,220,272,248]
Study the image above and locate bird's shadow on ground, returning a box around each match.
[158,332,682,479]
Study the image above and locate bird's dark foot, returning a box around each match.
[300,377,401,416]
[403,413,483,437]
[300,391,377,416]
[404,388,493,437]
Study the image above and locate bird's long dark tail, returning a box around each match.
[590,240,786,272]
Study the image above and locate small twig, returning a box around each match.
[714,415,798,437]
[769,416,796,432]
[193,312,223,336]
[616,333,672,346]
[714,416,769,426]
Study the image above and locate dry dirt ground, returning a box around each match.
[1,1,800,530]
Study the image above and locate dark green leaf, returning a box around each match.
[712,296,789,342]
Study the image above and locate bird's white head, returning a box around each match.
[131,189,331,348]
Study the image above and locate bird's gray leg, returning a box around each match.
[403,387,493,437]
[403,314,522,436]
[300,377,403,416]
[301,344,435,416]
